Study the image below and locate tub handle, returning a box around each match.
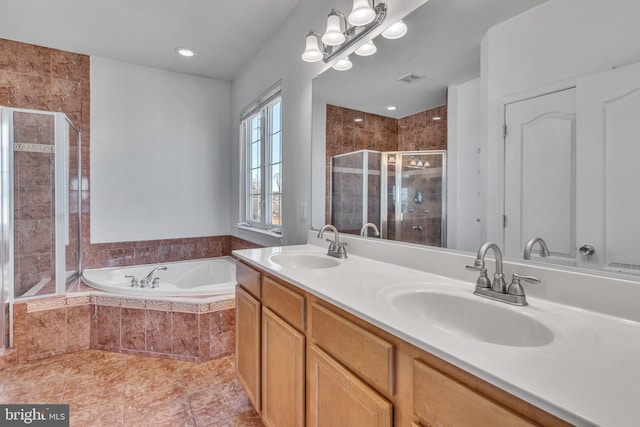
[125,275,139,287]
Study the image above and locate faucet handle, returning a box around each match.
[465,259,484,271]
[125,275,139,287]
[508,273,540,296]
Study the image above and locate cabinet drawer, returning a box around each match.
[413,359,537,427]
[311,302,394,396]
[236,261,261,299]
[262,276,306,331]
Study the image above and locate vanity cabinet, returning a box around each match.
[235,284,261,411]
[235,260,571,427]
[235,261,306,427]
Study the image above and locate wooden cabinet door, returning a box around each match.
[262,307,305,427]
[308,345,392,427]
[236,285,261,412]
[413,359,536,427]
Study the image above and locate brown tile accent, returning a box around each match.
[145,310,172,354]
[66,304,91,352]
[96,305,121,351]
[210,308,235,359]
[121,308,146,351]
[25,307,66,360]
[171,312,199,357]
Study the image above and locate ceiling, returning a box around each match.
[0,0,302,81]
[313,0,548,119]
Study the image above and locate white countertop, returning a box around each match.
[233,243,640,427]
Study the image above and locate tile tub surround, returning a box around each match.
[11,293,236,364]
[0,350,263,426]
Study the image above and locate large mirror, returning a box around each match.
[311,0,640,280]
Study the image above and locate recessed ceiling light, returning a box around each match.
[176,47,196,57]
[385,105,398,111]
[432,116,442,121]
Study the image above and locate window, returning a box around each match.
[241,86,282,231]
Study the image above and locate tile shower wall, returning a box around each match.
[325,104,448,227]
[13,113,56,296]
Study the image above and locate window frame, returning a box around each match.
[240,85,282,232]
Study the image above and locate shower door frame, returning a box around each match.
[0,106,82,350]
[381,150,448,247]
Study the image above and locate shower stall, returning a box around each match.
[0,106,81,351]
[330,149,446,246]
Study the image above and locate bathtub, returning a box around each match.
[81,257,236,297]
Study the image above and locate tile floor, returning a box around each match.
[0,350,264,426]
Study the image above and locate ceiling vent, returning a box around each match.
[396,72,425,84]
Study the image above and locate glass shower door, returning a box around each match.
[384,151,447,246]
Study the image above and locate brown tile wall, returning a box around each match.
[325,103,447,226]
[398,105,448,151]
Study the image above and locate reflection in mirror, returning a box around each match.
[312,0,640,281]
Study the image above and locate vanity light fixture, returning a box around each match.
[355,40,377,56]
[388,155,396,163]
[301,1,388,65]
[381,20,408,39]
[333,56,353,71]
[176,47,196,57]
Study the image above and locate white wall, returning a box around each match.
[230,0,429,246]
[311,97,326,231]
[90,57,231,243]
[447,78,484,252]
[482,0,640,243]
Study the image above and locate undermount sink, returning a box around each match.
[269,252,341,269]
[389,290,554,347]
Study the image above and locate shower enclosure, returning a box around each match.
[330,150,446,246]
[329,150,381,234]
[0,106,81,351]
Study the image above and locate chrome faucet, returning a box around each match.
[317,225,348,258]
[359,223,380,237]
[523,237,550,260]
[140,266,167,288]
[466,242,540,305]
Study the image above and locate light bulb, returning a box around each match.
[333,56,353,71]
[322,13,345,46]
[382,20,408,40]
[176,47,195,57]
[348,0,376,26]
[301,32,323,62]
[355,40,377,57]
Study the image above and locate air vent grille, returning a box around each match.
[396,72,425,84]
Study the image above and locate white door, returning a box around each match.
[503,88,576,261]
[576,62,640,272]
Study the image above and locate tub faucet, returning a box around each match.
[317,224,348,258]
[360,223,380,237]
[523,237,550,260]
[141,266,167,288]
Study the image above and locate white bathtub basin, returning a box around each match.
[387,289,554,347]
[269,252,341,269]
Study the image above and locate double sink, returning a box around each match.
[267,251,556,348]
